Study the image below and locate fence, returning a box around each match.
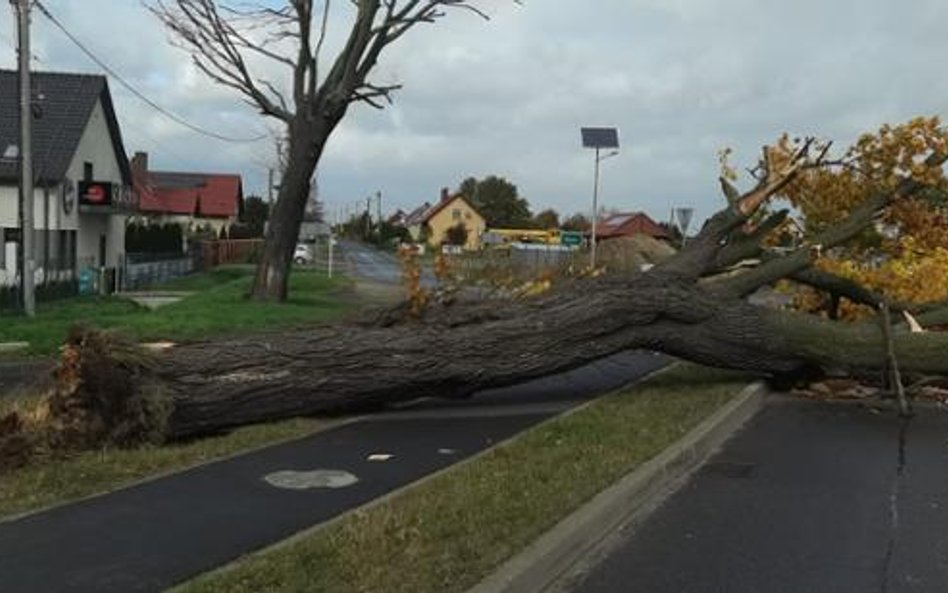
[445,244,583,286]
[0,257,80,311]
[121,240,265,291]
[200,239,264,268]
[122,252,199,291]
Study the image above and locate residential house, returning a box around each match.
[410,188,486,251]
[387,208,408,227]
[132,151,242,235]
[403,201,432,242]
[595,211,671,242]
[0,70,133,287]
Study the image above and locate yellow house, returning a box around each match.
[418,188,486,251]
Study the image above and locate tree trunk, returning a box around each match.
[128,273,945,440]
[32,146,948,446]
[250,116,334,301]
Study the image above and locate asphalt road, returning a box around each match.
[339,239,437,286]
[0,351,669,593]
[559,397,948,593]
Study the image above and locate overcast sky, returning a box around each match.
[2,0,946,227]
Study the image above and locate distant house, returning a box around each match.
[404,201,432,242]
[387,208,408,227]
[0,69,134,287]
[132,151,242,234]
[595,212,671,242]
[408,188,486,251]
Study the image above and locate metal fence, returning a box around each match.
[121,252,199,291]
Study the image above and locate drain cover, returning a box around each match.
[702,461,757,479]
[263,469,359,490]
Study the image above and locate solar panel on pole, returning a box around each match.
[581,127,619,149]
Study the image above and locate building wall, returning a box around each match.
[426,198,485,251]
[67,100,127,268]
[0,99,128,285]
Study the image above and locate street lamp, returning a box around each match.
[581,127,620,269]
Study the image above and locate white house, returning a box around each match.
[0,70,133,288]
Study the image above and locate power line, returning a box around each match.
[33,0,269,144]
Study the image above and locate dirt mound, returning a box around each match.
[597,235,677,273]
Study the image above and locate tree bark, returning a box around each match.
[251,116,337,300]
[137,272,947,440]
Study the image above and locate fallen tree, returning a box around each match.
[3,127,948,462]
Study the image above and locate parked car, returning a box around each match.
[294,244,314,265]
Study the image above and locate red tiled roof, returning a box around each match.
[136,171,242,218]
[596,211,670,240]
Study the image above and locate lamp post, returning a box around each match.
[581,127,619,269]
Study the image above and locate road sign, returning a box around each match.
[561,231,583,246]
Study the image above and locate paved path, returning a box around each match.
[0,351,668,593]
[558,397,948,593]
[339,239,437,287]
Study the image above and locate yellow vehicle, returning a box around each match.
[482,228,562,247]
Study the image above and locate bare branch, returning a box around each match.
[148,0,293,121]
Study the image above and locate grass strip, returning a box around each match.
[173,363,748,593]
[0,267,353,356]
[0,417,324,520]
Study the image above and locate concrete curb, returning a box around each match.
[466,381,768,593]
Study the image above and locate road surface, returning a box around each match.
[557,397,948,593]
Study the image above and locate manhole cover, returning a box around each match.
[702,461,757,479]
[263,469,359,490]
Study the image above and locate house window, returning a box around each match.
[452,208,461,220]
[83,162,93,182]
[0,228,5,268]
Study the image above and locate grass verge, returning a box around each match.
[0,267,353,356]
[0,417,325,520]
[173,363,749,593]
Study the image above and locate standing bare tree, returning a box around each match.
[149,1,498,300]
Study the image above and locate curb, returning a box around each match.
[465,381,767,593]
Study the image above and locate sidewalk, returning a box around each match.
[553,397,948,593]
[0,351,668,593]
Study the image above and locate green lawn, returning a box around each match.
[174,364,749,593]
[0,267,354,356]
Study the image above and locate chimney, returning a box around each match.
[440,187,450,203]
[131,151,149,182]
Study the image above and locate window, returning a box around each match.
[0,228,4,268]
[83,162,93,182]
[452,208,461,220]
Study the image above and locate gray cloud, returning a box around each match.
[2,0,946,226]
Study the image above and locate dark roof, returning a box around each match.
[404,202,432,226]
[0,70,131,185]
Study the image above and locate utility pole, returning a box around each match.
[365,196,372,238]
[14,0,35,316]
[376,190,382,231]
[590,147,600,270]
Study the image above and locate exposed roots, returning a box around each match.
[0,326,171,473]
